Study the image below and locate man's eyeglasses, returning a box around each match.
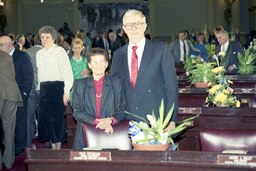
[123,22,144,30]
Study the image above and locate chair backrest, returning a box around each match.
[200,129,256,153]
[82,120,131,150]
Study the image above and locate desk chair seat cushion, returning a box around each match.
[82,120,131,150]
[200,129,256,152]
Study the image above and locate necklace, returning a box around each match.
[96,93,102,98]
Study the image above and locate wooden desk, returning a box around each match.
[179,87,256,107]
[177,107,256,151]
[178,74,256,88]
[26,149,256,171]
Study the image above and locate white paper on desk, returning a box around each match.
[83,147,102,151]
[222,150,248,154]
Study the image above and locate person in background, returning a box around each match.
[0,50,22,169]
[171,30,191,63]
[36,25,73,150]
[25,34,42,147]
[0,35,34,157]
[70,38,89,80]
[111,9,178,131]
[72,47,126,150]
[192,33,209,61]
[14,34,26,51]
[214,29,244,74]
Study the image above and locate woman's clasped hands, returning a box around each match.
[95,117,113,135]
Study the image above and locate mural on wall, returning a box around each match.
[78,2,149,33]
[0,6,6,35]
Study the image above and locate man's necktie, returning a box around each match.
[183,40,186,58]
[131,46,138,89]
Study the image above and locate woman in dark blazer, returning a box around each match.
[72,48,126,150]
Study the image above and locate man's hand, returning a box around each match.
[166,121,176,132]
[228,64,236,72]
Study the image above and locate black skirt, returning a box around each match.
[38,81,66,143]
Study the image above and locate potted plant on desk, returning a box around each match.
[126,100,198,151]
[237,48,256,75]
[189,62,217,88]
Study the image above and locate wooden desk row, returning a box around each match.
[66,106,256,150]
[179,87,256,107]
[26,149,256,171]
[177,107,256,151]
[178,74,256,88]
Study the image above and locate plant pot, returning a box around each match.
[216,104,230,107]
[194,82,209,88]
[132,143,169,151]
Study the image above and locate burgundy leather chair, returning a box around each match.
[82,120,131,150]
[200,129,256,153]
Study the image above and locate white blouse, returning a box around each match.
[36,44,73,93]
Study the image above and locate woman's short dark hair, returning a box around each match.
[87,47,109,63]
[38,25,58,41]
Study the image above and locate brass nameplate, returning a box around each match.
[178,107,201,114]
[225,75,237,80]
[179,88,190,93]
[218,154,256,167]
[70,151,112,161]
[237,88,255,93]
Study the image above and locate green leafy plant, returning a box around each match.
[126,100,198,145]
[184,55,202,75]
[190,62,217,84]
[237,48,256,75]
[205,44,216,58]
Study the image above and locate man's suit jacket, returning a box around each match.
[12,49,34,96]
[72,75,126,150]
[215,41,244,74]
[111,39,179,122]
[24,45,42,91]
[171,39,191,63]
[0,50,22,104]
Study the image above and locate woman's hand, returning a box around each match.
[95,118,112,129]
[104,125,113,135]
[63,92,70,106]
[81,69,89,78]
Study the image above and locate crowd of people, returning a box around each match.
[0,8,248,170]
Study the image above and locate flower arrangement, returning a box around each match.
[206,80,240,107]
[127,100,198,146]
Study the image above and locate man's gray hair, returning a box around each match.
[123,9,146,23]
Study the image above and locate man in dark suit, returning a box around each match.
[0,36,34,156]
[0,50,22,169]
[214,29,244,74]
[111,9,178,130]
[170,30,191,63]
